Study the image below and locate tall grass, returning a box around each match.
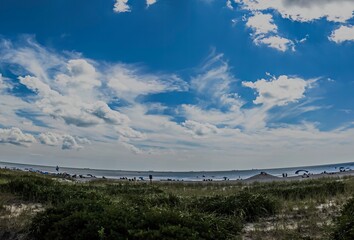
[246,180,346,200]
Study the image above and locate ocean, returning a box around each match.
[1,161,354,181]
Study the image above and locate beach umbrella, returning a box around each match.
[295,169,309,174]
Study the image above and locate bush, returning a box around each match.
[29,200,242,240]
[331,197,354,240]
[127,193,181,208]
[193,191,278,221]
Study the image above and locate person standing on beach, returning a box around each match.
[56,165,59,172]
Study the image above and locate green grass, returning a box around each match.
[1,169,354,239]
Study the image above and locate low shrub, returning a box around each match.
[29,200,242,240]
[127,193,181,208]
[193,191,278,221]
[331,197,354,240]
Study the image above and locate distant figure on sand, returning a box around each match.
[56,165,59,172]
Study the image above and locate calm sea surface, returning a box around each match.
[1,161,353,181]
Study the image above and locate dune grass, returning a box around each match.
[1,169,354,239]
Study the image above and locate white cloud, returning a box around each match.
[2,38,353,171]
[0,74,13,93]
[38,132,90,150]
[62,135,82,150]
[0,38,63,83]
[0,38,191,155]
[107,65,188,103]
[329,25,354,43]
[254,35,295,52]
[183,55,318,131]
[114,0,131,13]
[191,52,243,111]
[245,12,295,51]
[18,73,129,128]
[242,75,316,107]
[88,101,129,125]
[116,126,145,140]
[236,0,354,47]
[119,104,197,152]
[55,59,101,93]
[38,132,62,146]
[146,0,157,7]
[120,142,143,154]
[18,75,97,127]
[0,74,7,90]
[246,12,277,35]
[226,0,234,10]
[0,127,36,146]
[75,136,91,145]
[236,0,354,23]
[182,120,219,137]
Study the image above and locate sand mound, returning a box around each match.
[246,172,279,182]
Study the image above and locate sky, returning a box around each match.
[0,0,353,171]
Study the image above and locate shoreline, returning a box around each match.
[152,169,354,184]
[2,165,354,184]
[1,160,354,175]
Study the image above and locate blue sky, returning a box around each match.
[0,0,353,170]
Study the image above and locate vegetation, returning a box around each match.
[332,197,354,240]
[1,168,354,239]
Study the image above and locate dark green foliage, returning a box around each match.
[0,172,244,239]
[193,191,278,221]
[127,193,181,208]
[331,197,354,240]
[29,200,242,240]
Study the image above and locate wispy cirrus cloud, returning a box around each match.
[191,52,243,111]
[107,64,188,103]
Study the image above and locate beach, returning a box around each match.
[1,160,354,183]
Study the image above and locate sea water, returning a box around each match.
[0,161,353,181]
